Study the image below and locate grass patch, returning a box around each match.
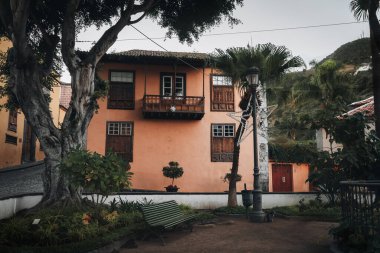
[272,205,341,221]
[213,206,249,215]
[179,204,217,223]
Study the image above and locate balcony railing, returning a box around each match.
[142,95,205,120]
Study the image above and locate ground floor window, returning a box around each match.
[211,124,235,162]
[106,122,133,162]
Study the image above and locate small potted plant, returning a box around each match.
[162,161,184,192]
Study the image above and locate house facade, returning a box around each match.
[86,50,257,192]
[316,96,375,153]
[0,39,61,169]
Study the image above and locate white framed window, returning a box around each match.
[212,75,232,86]
[175,76,184,96]
[161,73,185,97]
[162,76,172,96]
[224,125,235,137]
[110,71,133,83]
[120,123,132,136]
[212,125,224,137]
[107,122,119,135]
[107,122,132,136]
[212,124,235,137]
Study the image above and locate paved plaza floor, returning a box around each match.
[122,216,336,253]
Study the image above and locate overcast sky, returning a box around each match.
[61,0,369,82]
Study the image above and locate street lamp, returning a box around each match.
[246,67,265,222]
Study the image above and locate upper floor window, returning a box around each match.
[8,109,17,132]
[211,75,234,112]
[211,124,235,162]
[108,71,135,109]
[106,122,133,162]
[161,73,186,97]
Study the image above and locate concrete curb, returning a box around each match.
[0,160,44,173]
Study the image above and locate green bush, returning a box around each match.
[61,148,133,204]
[0,204,144,249]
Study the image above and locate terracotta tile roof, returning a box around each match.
[96,49,210,67]
[115,49,209,60]
[59,83,72,110]
[340,96,374,118]
[349,96,373,107]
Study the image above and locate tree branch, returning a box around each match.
[61,0,80,74]
[131,0,155,15]
[84,0,155,65]
[10,0,31,62]
[37,25,60,75]
[0,0,12,36]
[129,12,148,24]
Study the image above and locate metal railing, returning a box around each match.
[340,181,380,240]
[142,95,205,114]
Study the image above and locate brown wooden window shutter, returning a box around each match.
[8,109,17,132]
[106,122,133,162]
[108,71,135,109]
[211,75,234,112]
[211,124,235,162]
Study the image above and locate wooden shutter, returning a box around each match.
[106,122,133,162]
[8,109,17,132]
[108,83,134,109]
[211,86,234,111]
[211,124,234,162]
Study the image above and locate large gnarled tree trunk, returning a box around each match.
[4,0,154,205]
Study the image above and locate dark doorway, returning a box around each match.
[272,163,293,192]
[21,120,36,163]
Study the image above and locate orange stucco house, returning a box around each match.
[86,50,256,192]
[0,39,61,168]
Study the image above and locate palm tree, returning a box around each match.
[212,44,304,207]
[350,0,380,137]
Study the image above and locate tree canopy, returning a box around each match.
[0,0,244,205]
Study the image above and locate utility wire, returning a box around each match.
[76,21,368,43]
[130,25,200,71]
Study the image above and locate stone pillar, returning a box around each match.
[257,83,269,192]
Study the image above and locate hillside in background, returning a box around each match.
[322,37,371,66]
[268,37,373,159]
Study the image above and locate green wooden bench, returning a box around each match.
[141,200,196,245]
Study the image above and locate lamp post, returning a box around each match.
[246,67,265,223]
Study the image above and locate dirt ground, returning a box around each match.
[120,216,337,253]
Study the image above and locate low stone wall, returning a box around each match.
[0,192,320,220]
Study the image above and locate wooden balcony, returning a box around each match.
[142,95,205,120]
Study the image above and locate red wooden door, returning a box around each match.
[272,164,293,192]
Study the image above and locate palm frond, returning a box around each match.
[350,0,370,21]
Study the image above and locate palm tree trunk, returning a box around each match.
[227,122,246,207]
[369,1,380,137]
[227,94,251,207]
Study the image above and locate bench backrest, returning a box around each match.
[141,200,183,225]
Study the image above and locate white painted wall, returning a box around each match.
[0,195,42,220]
[104,192,320,209]
[0,193,321,220]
